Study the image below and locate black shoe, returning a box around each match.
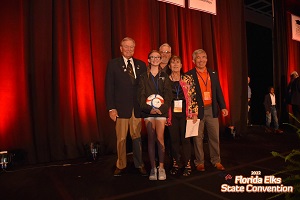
[183,167,192,176]
[170,166,179,175]
[114,167,124,176]
[170,158,179,175]
[138,166,147,176]
[183,161,192,176]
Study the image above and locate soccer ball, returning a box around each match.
[146,94,164,108]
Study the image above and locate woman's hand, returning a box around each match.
[150,108,162,115]
[192,115,198,124]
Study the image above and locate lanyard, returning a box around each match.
[170,74,181,99]
[196,70,208,91]
[174,82,181,99]
[151,74,159,94]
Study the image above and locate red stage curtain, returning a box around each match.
[284,12,300,116]
[273,0,300,121]
[0,0,248,163]
[286,13,300,80]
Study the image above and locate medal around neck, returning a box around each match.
[146,94,164,108]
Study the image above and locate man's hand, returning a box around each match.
[222,109,229,117]
[109,109,119,122]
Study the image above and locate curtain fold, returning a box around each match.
[273,0,300,122]
[0,0,249,163]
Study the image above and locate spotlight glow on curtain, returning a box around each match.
[0,0,247,163]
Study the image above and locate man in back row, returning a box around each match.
[159,43,172,74]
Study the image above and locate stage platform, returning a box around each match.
[0,125,299,200]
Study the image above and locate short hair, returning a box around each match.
[290,71,299,79]
[159,43,171,51]
[120,37,135,46]
[169,55,182,63]
[192,49,207,60]
[169,55,184,74]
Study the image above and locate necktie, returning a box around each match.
[127,60,135,79]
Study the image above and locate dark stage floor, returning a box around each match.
[0,125,299,200]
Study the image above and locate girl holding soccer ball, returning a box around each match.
[137,50,172,181]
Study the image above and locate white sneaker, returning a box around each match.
[158,167,166,180]
[149,168,157,180]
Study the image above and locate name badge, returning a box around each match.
[203,91,211,101]
[173,100,183,113]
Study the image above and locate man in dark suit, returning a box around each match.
[290,71,300,120]
[185,49,228,172]
[105,37,147,176]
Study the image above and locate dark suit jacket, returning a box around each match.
[185,68,226,119]
[137,71,172,118]
[264,93,276,112]
[291,77,300,106]
[105,57,147,118]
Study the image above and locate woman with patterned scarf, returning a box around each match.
[166,55,198,176]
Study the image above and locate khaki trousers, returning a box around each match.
[193,106,221,166]
[115,110,143,169]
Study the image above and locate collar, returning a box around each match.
[195,67,208,74]
[122,56,133,63]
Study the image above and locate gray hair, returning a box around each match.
[120,37,136,46]
[159,43,171,51]
[192,49,207,60]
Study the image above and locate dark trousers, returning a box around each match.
[167,115,191,166]
[292,105,300,120]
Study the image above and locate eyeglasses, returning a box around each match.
[160,51,171,54]
[149,56,161,60]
